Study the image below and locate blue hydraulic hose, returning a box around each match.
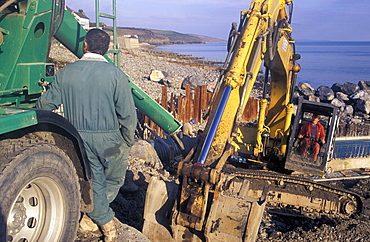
[198,86,232,164]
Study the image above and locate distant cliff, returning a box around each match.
[117,27,226,45]
[188,34,227,44]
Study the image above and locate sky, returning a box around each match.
[66,0,370,41]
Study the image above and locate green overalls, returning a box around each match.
[37,53,136,225]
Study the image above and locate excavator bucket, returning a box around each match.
[143,174,268,242]
[203,187,266,241]
[142,177,179,242]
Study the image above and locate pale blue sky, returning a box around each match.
[66,0,370,41]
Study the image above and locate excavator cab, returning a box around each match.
[285,99,339,175]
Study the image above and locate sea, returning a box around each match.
[155,41,370,89]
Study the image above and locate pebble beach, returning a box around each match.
[50,45,220,100]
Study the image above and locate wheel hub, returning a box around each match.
[8,197,27,235]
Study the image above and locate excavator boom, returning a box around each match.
[143,1,363,241]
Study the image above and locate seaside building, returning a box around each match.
[120,35,140,49]
[67,7,90,30]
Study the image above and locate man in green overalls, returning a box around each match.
[37,29,136,242]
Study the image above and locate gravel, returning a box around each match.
[120,50,220,99]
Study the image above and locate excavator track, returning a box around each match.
[222,166,363,218]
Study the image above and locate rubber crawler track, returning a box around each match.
[222,167,363,217]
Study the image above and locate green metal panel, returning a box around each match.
[14,63,55,94]
[0,0,54,105]
[0,0,181,135]
[53,10,86,58]
[0,107,37,134]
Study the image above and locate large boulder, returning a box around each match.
[307,95,320,102]
[181,75,208,90]
[297,82,315,96]
[358,80,370,91]
[342,105,354,116]
[350,117,363,124]
[291,81,370,124]
[341,82,360,95]
[356,99,370,114]
[351,90,370,115]
[130,140,163,169]
[316,85,334,102]
[149,69,165,82]
[331,83,343,93]
[331,98,345,109]
[350,90,370,100]
[335,92,350,104]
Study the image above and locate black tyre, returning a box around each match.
[0,139,80,242]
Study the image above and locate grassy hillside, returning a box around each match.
[116,27,224,45]
[189,34,227,43]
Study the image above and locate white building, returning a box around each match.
[67,7,90,30]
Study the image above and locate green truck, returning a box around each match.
[0,0,181,240]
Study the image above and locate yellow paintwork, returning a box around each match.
[198,0,298,166]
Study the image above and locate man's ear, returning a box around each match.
[83,41,88,53]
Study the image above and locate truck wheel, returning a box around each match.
[0,140,81,242]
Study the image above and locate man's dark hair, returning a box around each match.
[84,28,110,55]
[312,113,321,120]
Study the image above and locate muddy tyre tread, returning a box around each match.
[0,138,81,241]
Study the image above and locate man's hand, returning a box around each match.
[298,134,303,139]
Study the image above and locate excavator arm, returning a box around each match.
[170,1,299,240]
[143,1,362,241]
[192,0,299,168]
[144,1,298,241]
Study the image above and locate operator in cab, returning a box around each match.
[298,113,325,162]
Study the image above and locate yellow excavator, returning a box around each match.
[143,0,363,241]
[2,0,362,241]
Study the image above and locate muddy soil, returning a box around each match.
[75,221,150,242]
[86,156,370,242]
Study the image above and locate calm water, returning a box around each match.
[155,41,370,88]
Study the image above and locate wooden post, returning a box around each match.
[207,92,213,118]
[144,114,149,124]
[185,85,192,123]
[170,93,175,115]
[194,86,201,123]
[200,85,208,123]
[161,86,168,111]
[242,97,259,121]
[178,95,184,122]
[156,123,161,138]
